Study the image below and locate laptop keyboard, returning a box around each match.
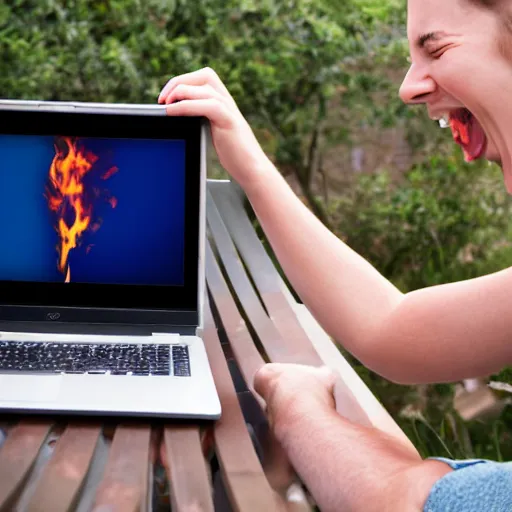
[0,341,190,377]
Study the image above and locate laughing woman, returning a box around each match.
[158,0,512,510]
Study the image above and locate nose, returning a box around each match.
[399,64,437,104]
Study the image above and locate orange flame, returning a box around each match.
[45,137,117,282]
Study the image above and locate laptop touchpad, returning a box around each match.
[0,375,62,402]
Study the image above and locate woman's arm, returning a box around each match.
[246,168,512,383]
[160,67,512,384]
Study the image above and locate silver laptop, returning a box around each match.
[0,100,221,419]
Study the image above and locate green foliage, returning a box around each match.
[0,0,366,223]
[0,0,344,125]
[334,151,512,291]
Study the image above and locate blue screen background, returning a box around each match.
[0,135,185,286]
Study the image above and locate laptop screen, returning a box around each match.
[0,110,202,324]
[0,135,185,287]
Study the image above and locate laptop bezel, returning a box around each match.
[0,106,206,329]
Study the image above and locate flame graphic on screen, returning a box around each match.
[45,136,118,282]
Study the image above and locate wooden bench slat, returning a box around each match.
[202,297,285,512]
[0,420,52,511]
[206,240,264,384]
[92,425,151,512]
[209,183,321,364]
[207,192,303,365]
[74,434,111,512]
[163,426,214,512]
[206,246,312,509]
[26,424,101,512]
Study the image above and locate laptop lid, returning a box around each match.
[0,107,205,333]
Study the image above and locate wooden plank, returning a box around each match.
[92,425,151,512]
[206,191,318,366]
[202,296,285,512]
[0,420,52,511]
[209,183,323,360]
[205,240,263,386]
[74,434,110,512]
[14,428,61,511]
[207,189,371,426]
[206,245,311,510]
[26,424,101,512]
[210,182,417,450]
[163,426,214,512]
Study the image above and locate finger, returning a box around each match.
[253,366,270,399]
[251,388,267,412]
[253,363,280,400]
[158,67,231,104]
[165,99,232,128]
[165,83,230,109]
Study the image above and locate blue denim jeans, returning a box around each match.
[423,457,512,511]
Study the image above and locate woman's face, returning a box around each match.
[400,0,512,191]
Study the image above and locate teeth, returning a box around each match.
[439,115,450,129]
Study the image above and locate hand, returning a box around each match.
[254,363,337,442]
[158,67,274,190]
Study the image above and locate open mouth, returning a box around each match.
[444,108,487,162]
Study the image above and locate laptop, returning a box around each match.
[0,100,221,419]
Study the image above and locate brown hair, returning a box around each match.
[466,0,512,59]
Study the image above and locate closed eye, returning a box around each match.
[430,44,452,58]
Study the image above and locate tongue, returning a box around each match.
[449,111,486,162]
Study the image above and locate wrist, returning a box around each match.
[385,459,453,511]
[240,157,283,198]
[409,460,453,510]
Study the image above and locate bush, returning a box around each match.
[334,150,512,291]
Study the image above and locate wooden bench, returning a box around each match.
[0,180,416,512]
